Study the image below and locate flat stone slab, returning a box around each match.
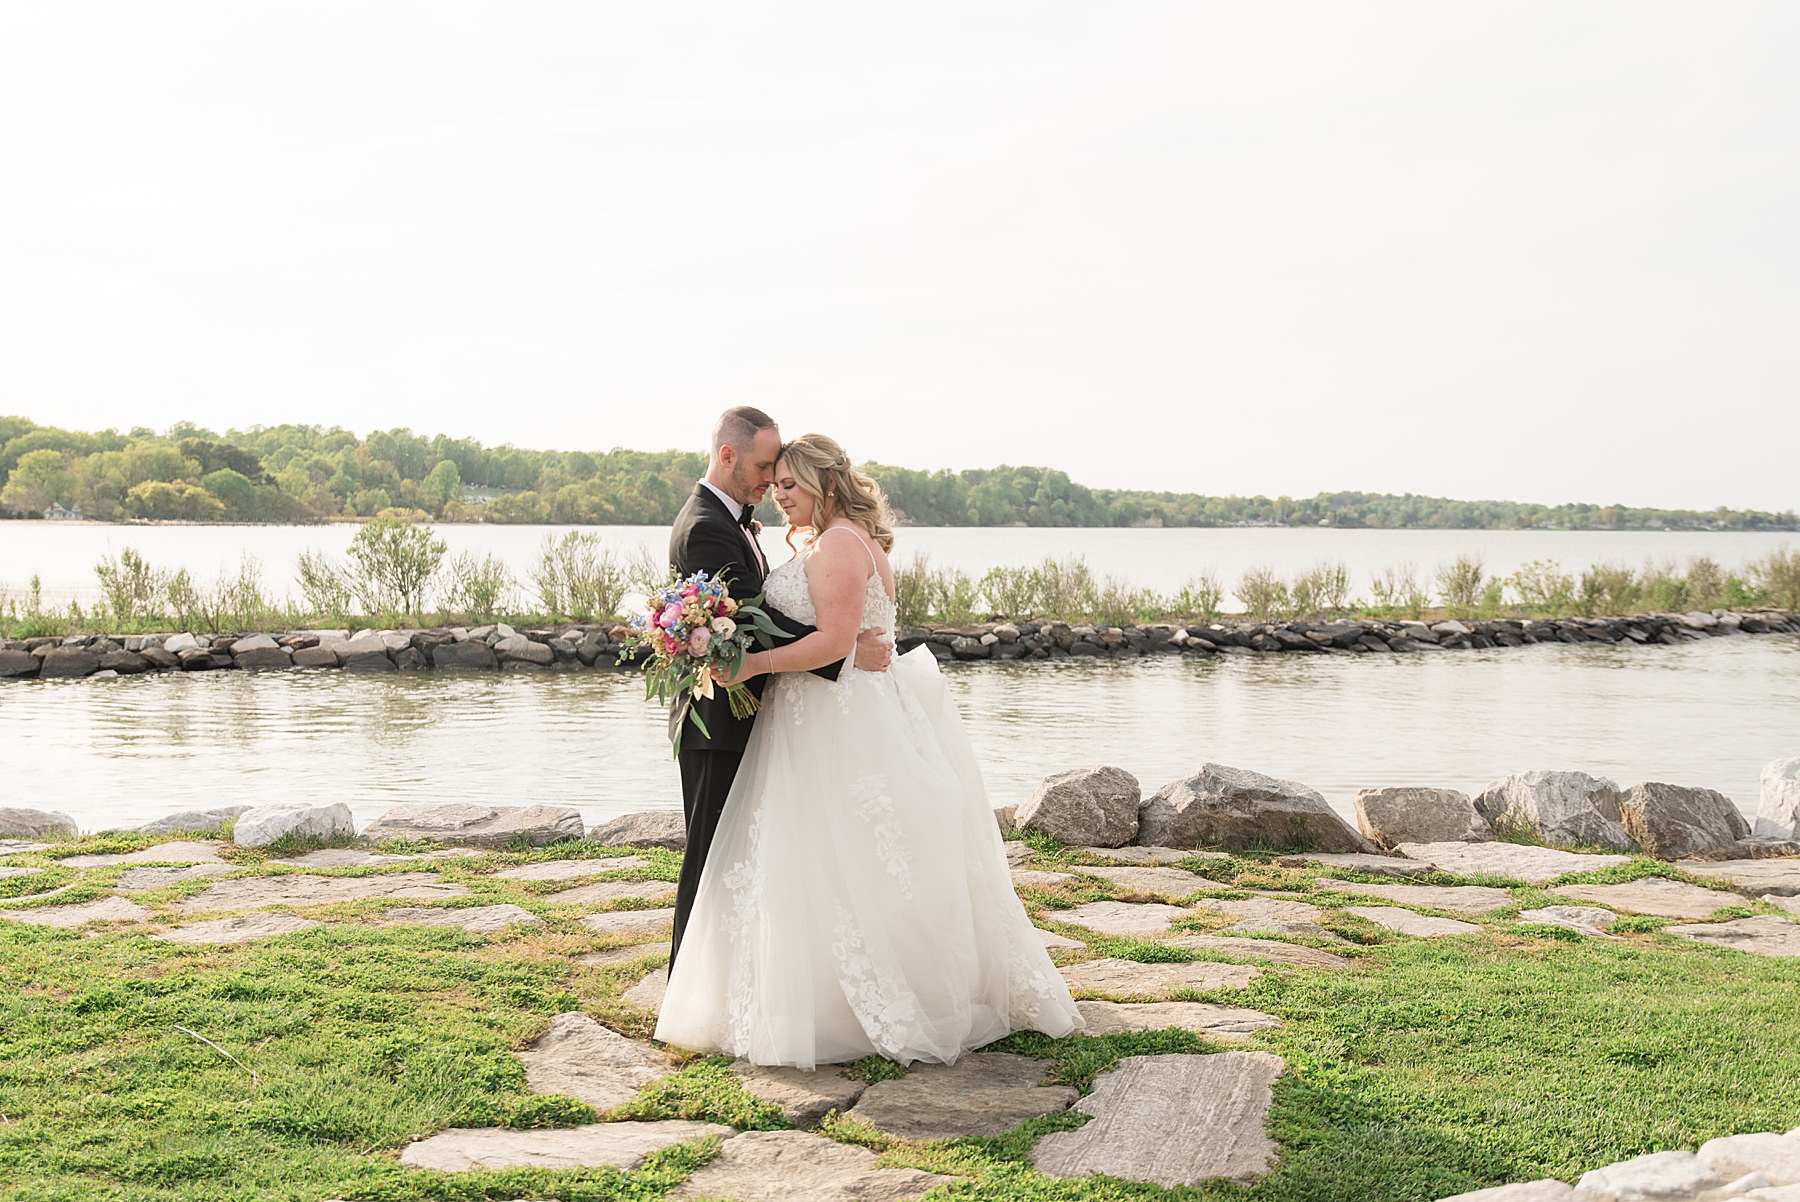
[519,1012,675,1109]
[1518,906,1618,938]
[384,904,543,933]
[622,967,668,1012]
[1162,933,1352,968]
[1036,928,1086,950]
[1575,1150,1721,1202]
[1435,1181,1581,1201]
[1697,1131,1800,1183]
[115,863,233,891]
[0,897,151,926]
[1075,999,1280,1040]
[360,802,585,849]
[668,1129,952,1201]
[1056,900,1189,938]
[1277,851,1438,877]
[846,1053,1077,1140]
[1081,845,1224,865]
[63,841,226,868]
[0,841,52,856]
[1679,858,1800,896]
[730,1064,868,1128]
[1193,896,1324,923]
[1004,842,1032,866]
[155,913,322,944]
[1666,915,1800,958]
[0,866,44,881]
[496,856,646,881]
[277,848,421,867]
[545,879,680,906]
[575,940,672,967]
[1060,957,1260,998]
[400,1120,732,1172]
[1764,894,1800,916]
[180,872,469,911]
[1395,841,1631,884]
[1085,866,1212,897]
[580,908,676,936]
[1316,879,1513,913]
[1032,1051,1285,1187]
[1012,870,1077,888]
[1550,878,1743,918]
[1345,906,1480,937]
[1218,918,1352,943]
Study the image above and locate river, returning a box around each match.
[4,631,1794,834]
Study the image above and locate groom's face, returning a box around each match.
[726,427,782,506]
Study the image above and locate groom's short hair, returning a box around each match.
[711,406,778,458]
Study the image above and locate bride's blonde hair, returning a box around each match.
[778,434,896,554]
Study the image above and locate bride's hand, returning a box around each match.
[712,652,764,687]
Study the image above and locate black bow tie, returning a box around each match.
[737,504,756,529]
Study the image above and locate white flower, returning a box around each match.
[711,616,737,638]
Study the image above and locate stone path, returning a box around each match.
[401,1120,732,1172]
[0,865,44,881]
[544,879,679,905]
[731,1063,867,1128]
[179,872,469,911]
[1665,915,1800,957]
[1345,906,1481,937]
[581,907,676,935]
[115,864,233,891]
[1012,870,1078,888]
[156,913,322,943]
[622,967,669,1011]
[1394,841,1632,884]
[1193,895,1325,923]
[576,940,672,966]
[1316,878,1513,913]
[496,856,647,881]
[1681,859,1800,896]
[0,897,150,926]
[0,841,51,855]
[1518,906,1618,938]
[1059,957,1261,997]
[384,904,543,933]
[1549,878,1743,918]
[1277,851,1437,877]
[1161,933,1352,968]
[1074,1000,1279,1039]
[1218,918,1351,943]
[1083,865,1211,896]
[846,1053,1079,1140]
[1032,1052,1286,1187]
[518,1012,674,1109]
[63,841,225,868]
[668,1129,953,1201]
[1434,1126,1800,1202]
[1080,845,1218,865]
[1036,927,1085,949]
[1056,900,1189,937]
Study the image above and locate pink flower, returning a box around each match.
[657,602,683,628]
[663,633,681,654]
[680,583,699,597]
[688,626,711,655]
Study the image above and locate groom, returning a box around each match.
[665,406,892,966]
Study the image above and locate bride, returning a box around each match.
[653,433,1083,1069]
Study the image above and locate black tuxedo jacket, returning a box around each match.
[666,483,843,752]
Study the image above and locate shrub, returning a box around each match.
[1750,548,1800,609]
[1370,563,1429,618]
[201,555,283,632]
[1509,560,1577,616]
[979,563,1043,619]
[1436,554,1487,616]
[346,517,447,616]
[1291,561,1352,618]
[438,551,514,620]
[295,550,355,621]
[1168,572,1223,623]
[530,531,629,621]
[1237,565,1289,621]
[1035,557,1101,619]
[1577,563,1641,616]
[893,554,977,625]
[93,548,168,625]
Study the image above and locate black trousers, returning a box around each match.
[670,747,744,968]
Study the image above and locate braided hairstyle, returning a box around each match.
[777,433,896,555]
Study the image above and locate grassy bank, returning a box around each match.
[2,833,1797,1200]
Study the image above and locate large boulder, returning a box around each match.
[432,640,498,671]
[1619,782,1751,860]
[39,647,99,678]
[0,807,77,840]
[1353,787,1491,849]
[494,634,554,666]
[1137,764,1363,852]
[139,805,254,837]
[0,649,40,678]
[1016,766,1140,848]
[232,802,355,848]
[586,810,686,850]
[359,803,583,848]
[1472,771,1631,849]
[1756,757,1800,840]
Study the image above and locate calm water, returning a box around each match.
[3,522,1796,610]
[4,633,1794,834]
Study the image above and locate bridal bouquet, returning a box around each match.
[627,570,788,755]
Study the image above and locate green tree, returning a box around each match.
[418,458,461,516]
[201,468,260,517]
[1,449,74,513]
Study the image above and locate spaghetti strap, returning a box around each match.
[819,525,878,571]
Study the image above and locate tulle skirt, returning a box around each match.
[653,646,1083,1069]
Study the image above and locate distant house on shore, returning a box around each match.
[43,501,85,520]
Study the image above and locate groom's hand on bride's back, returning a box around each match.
[853,628,893,673]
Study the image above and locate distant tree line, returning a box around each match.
[0,416,1793,530]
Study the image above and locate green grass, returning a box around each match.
[3,840,1799,1201]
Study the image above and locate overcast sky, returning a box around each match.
[1,3,1795,510]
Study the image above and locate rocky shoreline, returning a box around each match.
[2,606,1796,681]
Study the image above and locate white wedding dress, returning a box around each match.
[654,536,1083,1069]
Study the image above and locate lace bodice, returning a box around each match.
[761,540,896,634]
